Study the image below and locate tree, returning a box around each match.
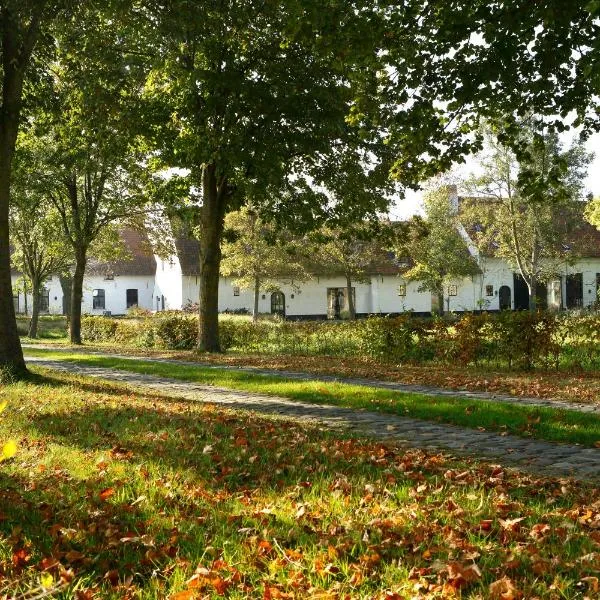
[22,4,148,343]
[308,224,389,320]
[0,1,62,375]
[220,208,308,321]
[463,122,592,311]
[395,188,480,314]
[9,194,71,338]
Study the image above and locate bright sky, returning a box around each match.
[390,132,600,220]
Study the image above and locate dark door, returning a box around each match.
[271,291,285,317]
[535,282,548,310]
[498,285,511,310]
[126,289,139,308]
[566,273,583,309]
[513,274,529,310]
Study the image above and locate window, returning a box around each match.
[126,289,138,308]
[92,289,105,310]
[40,288,50,312]
[398,284,406,297]
[448,285,458,296]
[485,284,494,297]
[233,286,240,297]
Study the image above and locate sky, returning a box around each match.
[390,131,600,220]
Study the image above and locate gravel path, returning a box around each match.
[26,355,600,483]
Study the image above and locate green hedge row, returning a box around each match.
[81,311,600,370]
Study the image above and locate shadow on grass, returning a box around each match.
[2,371,600,598]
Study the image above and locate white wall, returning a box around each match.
[153,256,184,311]
[11,274,63,315]
[82,275,155,315]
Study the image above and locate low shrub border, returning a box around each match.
[80,311,600,372]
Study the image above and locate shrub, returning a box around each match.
[81,316,118,342]
[154,313,198,349]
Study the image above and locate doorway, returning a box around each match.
[498,285,511,310]
[271,291,285,317]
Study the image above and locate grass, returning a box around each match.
[0,369,599,598]
[23,347,600,448]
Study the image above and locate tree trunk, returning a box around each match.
[70,252,87,344]
[528,278,537,313]
[28,279,40,338]
[253,276,260,322]
[437,291,445,316]
[60,273,73,323]
[0,107,25,375]
[345,276,356,320]
[0,172,25,375]
[197,164,227,352]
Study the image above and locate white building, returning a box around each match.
[11,209,600,319]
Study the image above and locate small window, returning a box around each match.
[485,285,494,297]
[233,286,240,297]
[448,285,458,297]
[93,289,105,310]
[126,289,138,308]
[398,284,406,297]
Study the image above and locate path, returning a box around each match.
[22,344,600,415]
[26,355,600,483]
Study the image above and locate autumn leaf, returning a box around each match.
[99,487,115,501]
[2,440,17,460]
[489,577,523,599]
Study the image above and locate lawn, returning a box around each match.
[0,368,599,598]
[22,348,600,448]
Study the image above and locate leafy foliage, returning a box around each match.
[393,188,480,313]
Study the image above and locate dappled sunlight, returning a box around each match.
[0,373,598,597]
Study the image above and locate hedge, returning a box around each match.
[80,311,600,371]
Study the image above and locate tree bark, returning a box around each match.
[197,164,227,352]
[253,276,260,322]
[0,79,25,374]
[60,273,73,323]
[28,279,40,338]
[345,276,356,320]
[528,278,537,313]
[70,252,87,344]
[436,290,445,316]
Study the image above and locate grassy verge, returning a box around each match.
[23,347,600,448]
[0,370,599,598]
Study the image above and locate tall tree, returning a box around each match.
[395,188,480,314]
[220,208,308,321]
[9,194,70,338]
[22,4,148,343]
[308,224,389,320]
[0,1,61,375]
[463,122,592,311]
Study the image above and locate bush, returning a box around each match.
[81,316,118,342]
[79,309,600,372]
[154,313,198,349]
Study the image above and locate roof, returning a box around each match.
[458,197,600,258]
[175,237,201,276]
[87,228,156,277]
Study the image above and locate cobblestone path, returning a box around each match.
[26,355,600,483]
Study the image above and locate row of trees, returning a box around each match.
[1,1,600,376]
[221,122,593,318]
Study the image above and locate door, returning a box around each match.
[566,273,583,309]
[271,291,285,317]
[498,285,511,310]
[327,288,345,319]
[126,289,139,309]
[513,274,529,310]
